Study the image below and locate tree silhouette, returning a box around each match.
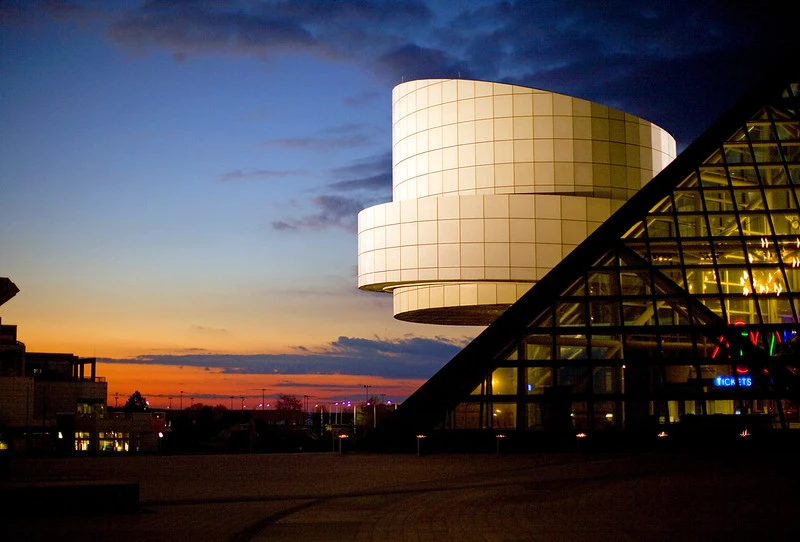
[276,394,302,411]
[123,390,148,413]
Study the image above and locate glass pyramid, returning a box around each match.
[385,75,800,438]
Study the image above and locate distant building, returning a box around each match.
[358,79,675,325]
[0,278,163,453]
[381,70,800,441]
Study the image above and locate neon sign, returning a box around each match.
[714,376,752,387]
[711,320,798,358]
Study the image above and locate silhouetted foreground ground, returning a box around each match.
[3,451,799,541]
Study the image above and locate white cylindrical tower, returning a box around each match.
[358,79,676,325]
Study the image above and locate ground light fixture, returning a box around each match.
[337,433,349,454]
[416,434,426,456]
[495,433,506,454]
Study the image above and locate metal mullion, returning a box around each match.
[698,164,730,322]
[744,120,785,326]
[721,140,764,324]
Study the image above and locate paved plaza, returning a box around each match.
[3,450,799,541]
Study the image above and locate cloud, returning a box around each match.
[217,169,305,182]
[343,89,382,108]
[17,1,796,145]
[190,325,227,334]
[99,335,470,379]
[271,195,364,232]
[272,152,391,233]
[106,2,319,59]
[260,123,379,151]
[372,43,472,83]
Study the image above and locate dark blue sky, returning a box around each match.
[0,0,794,404]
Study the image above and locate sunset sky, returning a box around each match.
[0,1,792,409]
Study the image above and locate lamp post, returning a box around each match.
[261,389,266,410]
[240,396,245,410]
[363,384,370,402]
[168,396,172,409]
[114,392,119,409]
[180,390,184,411]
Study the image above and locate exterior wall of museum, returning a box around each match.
[358,79,676,324]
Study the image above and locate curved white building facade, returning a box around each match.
[358,79,676,325]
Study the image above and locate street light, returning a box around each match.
[168,396,172,409]
[180,390,184,411]
[240,396,245,410]
[261,388,266,410]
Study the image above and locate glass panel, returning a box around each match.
[646,216,675,238]
[556,302,586,327]
[622,299,657,326]
[453,403,481,429]
[738,213,771,236]
[752,142,782,163]
[704,188,736,212]
[660,333,695,360]
[714,240,747,265]
[727,165,761,187]
[571,401,589,431]
[591,335,623,360]
[562,277,586,296]
[663,365,695,388]
[470,381,484,395]
[781,143,800,163]
[620,271,652,295]
[677,214,708,237]
[492,403,516,429]
[625,332,660,359]
[557,337,587,360]
[724,143,752,164]
[592,366,620,393]
[706,399,736,415]
[697,295,725,319]
[557,365,589,393]
[699,166,729,187]
[732,189,765,211]
[526,367,553,394]
[707,214,741,236]
[589,300,620,326]
[491,368,517,395]
[656,299,691,326]
[526,403,544,430]
[587,271,619,296]
[745,122,775,141]
[758,296,794,324]
[758,165,790,186]
[761,188,797,211]
[525,336,552,360]
[659,268,686,289]
[593,400,619,429]
[647,240,678,265]
[673,190,703,212]
[725,296,759,324]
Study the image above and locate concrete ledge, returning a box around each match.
[0,480,139,516]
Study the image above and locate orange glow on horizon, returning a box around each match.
[99,362,424,409]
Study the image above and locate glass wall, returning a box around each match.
[443,85,800,435]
